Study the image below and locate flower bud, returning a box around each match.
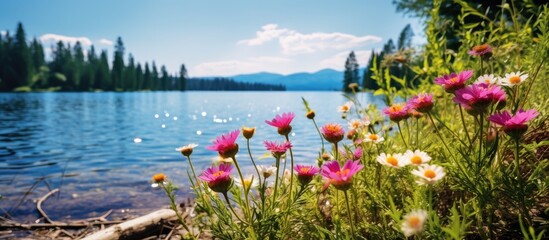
[242,127,255,139]
[306,111,315,119]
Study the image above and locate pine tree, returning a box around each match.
[111,37,125,91]
[12,22,33,89]
[151,61,159,91]
[179,64,187,91]
[342,51,359,92]
[143,62,152,90]
[126,54,136,91]
[160,65,169,90]
[97,50,110,90]
[135,63,143,90]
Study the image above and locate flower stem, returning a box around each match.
[231,156,251,219]
[397,121,408,148]
[285,135,295,204]
[312,118,325,153]
[334,143,339,161]
[458,105,473,147]
[222,192,247,224]
[344,190,355,237]
[272,156,281,209]
[427,113,453,160]
[514,138,531,223]
[247,139,261,187]
[161,183,194,238]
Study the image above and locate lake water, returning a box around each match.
[0,91,383,222]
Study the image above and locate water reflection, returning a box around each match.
[0,91,384,221]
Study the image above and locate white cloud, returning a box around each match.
[248,56,294,63]
[238,24,382,55]
[237,24,292,46]
[319,50,374,70]
[39,33,93,46]
[0,30,6,36]
[98,38,113,46]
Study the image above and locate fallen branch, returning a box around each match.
[0,220,124,229]
[36,188,59,224]
[81,208,178,240]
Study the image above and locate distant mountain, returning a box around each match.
[230,68,344,91]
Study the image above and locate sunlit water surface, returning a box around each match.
[0,91,384,221]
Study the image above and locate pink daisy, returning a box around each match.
[265,112,295,136]
[383,103,410,122]
[321,123,345,144]
[407,93,434,113]
[453,83,506,114]
[264,140,292,158]
[321,160,363,191]
[206,129,240,158]
[434,70,473,93]
[199,163,233,193]
[488,109,538,139]
[294,165,320,185]
[468,44,492,57]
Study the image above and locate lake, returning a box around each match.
[0,91,384,222]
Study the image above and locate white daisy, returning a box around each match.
[403,150,431,166]
[234,174,259,191]
[411,164,445,185]
[338,101,353,113]
[475,74,499,85]
[401,210,428,237]
[175,143,198,156]
[364,132,385,144]
[376,153,407,168]
[500,71,528,86]
[257,165,277,179]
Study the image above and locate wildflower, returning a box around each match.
[199,163,233,193]
[453,83,506,114]
[264,140,292,158]
[348,118,367,130]
[206,130,240,158]
[401,210,428,237]
[151,173,167,188]
[408,93,434,113]
[306,110,315,119]
[475,74,499,85]
[265,112,295,136]
[383,103,410,122]
[338,101,353,113]
[176,143,198,157]
[500,71,529,86]
[211,156,233,164]
[321,123,345,144]
[408,108,424,118]
[377,153,407,168]
[346,129,357,140]
[234,174,259,191]
[321,153,332,161]
[434,70,473,93]
[411,164,445,185]
[404,150,431,166]
[294,165,320,185]
[468,43,492,57]
[487,109,538,139]
[257,165,277,179]
[321,160,363,191]
[340,147,362,161]
[242,126,255,139]
[348,82,359,90]
[364,132,385,144]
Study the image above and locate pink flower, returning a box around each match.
[468,44,492,57]
[294,165,320,185]
[265,112,295,136]
[321,160,363,191]
[434,70,473,93]
[408,93,434,113]
[383,103,410,122]
[321,123,345,144]
[199,163,233,193]
[488,109,538,139]
[453,83,506,114]
[340,147,362,161]
[264,140,292,158]
[206,130,240,158]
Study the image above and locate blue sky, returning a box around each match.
[0,1,423,77]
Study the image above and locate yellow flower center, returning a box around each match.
[300,167,310,173]
[410,155,422,165]
[243,179,252,188]
[352,121,360,128]
[389,104,404,113]
[213,171,225,178]
[424,169,436,179]
[449,77,459,83]
[387,156,398,166]
[484,79,492,84]
[408,216,421,228]
[325,124,341,133]
[473,44,489,52]
[336,169,350,176]
[153,173,167,182]
[341,106,349,111]
[509,76,521,84]
[369,134,379,141]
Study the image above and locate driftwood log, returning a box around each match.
[81,208,178,240]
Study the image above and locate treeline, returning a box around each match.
[0,22,285,92]
[187,78,285,91]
